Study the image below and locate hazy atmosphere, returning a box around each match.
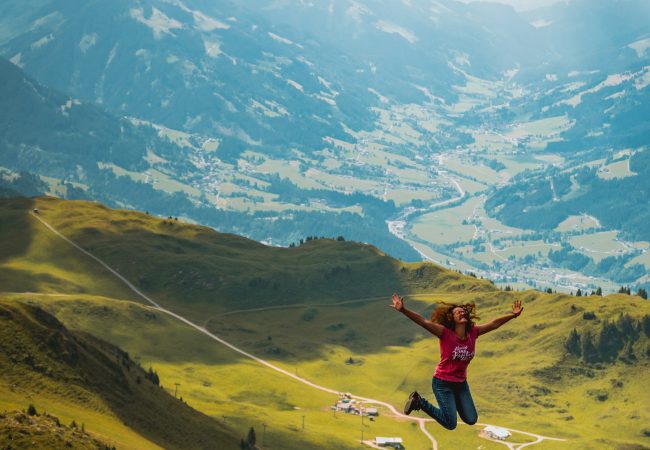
[1,0,649,449]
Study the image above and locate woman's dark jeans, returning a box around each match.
[419,377,478,430]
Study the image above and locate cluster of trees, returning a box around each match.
[145,367,160,386]
[287,235,345,247]
[565,314,650,363]
[239,427,257,450]
[618,286,647,299]
[573,287,603,296]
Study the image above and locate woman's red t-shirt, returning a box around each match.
[434,326,479,382]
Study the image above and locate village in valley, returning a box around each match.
[331,393,512,448]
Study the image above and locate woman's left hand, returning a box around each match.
[512,299,523,317]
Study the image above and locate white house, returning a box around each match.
[376,437,403,449]
[365,407,379,416]
[335,402,352,412]
[482,425,511,440]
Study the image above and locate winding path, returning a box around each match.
[30,211,566,449]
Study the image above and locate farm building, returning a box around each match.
[365,407,379,416]
[482,425,511,440]
[335,402,352,412]
[376,436,403,448]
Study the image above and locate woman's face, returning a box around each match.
[452,307,468,324]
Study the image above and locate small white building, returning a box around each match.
[365,407,379,416]
[335,402,352,412]
[482,425,511,440]
[376,437,403,449]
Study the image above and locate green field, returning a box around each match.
[2,197,649,449]
[597,159,636,180]
[555,215,601,232]
[410,197,482,245]
[569,231,630,263]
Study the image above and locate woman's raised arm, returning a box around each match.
[476,299,523,336]
[391,293,444,338]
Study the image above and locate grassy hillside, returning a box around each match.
[5,196,493,320]
[15,289,650,450]
[0,298,240,449]
[0,409,115,450]
[2,196,649,449]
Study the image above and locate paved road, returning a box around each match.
[30,211,566,450]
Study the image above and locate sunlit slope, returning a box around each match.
[23,289,650,450]
[0,197,141,301]
[0,297,240,450]
[15,196,494,318]
[5,196,647,448]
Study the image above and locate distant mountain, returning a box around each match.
[1,0,649,268]
[0,0,557,154]
[0,56,420,260]
[0,56,184,177]
[0,0,371,153]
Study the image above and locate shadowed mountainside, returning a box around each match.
[0,298,240,449]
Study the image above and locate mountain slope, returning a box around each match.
[3,196,493,320]
[0,298,240,449]
[1,196,649,449]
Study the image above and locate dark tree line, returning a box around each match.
[565,314,650,363]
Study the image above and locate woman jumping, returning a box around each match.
[391,293,523,430]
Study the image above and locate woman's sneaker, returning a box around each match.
[404,391,421,415]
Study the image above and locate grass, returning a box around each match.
[569,231,630,263]
[0,296,240,450]
[555,215,601,232]
[445,156,500,185]
[3,197,650,449]
[410,197,480,245]
[505,115,572,139]
[597,159,636,180]
[15,197,492,321]
[384,188,441,207]
[0,409,117,450]
[0,197,142,301]
[23,288,650,449]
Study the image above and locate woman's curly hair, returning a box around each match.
[431,302,480,330]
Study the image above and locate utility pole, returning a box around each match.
[360,407,364,444]
[302,415,305,431]
[174,383,180,398]
[262,423,267,446]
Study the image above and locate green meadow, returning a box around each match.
[1,197,649,449]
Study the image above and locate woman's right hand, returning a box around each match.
[391,293,405,312]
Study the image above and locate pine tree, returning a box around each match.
[637,288,647,299]
[641,315,650,337]
[247,427,256,448]
[576,288,582,297]
[27,404,37,416]
[596,287,603,296]
[597,321,624,362]
[616,313,638,340]
[565,328,581,356]
[581,332,598,363]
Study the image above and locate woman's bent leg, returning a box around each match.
[418,378,458,430]
[455,380,478,425]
